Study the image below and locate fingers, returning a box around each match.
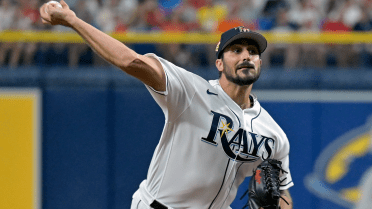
[41,18,52,25]
[39,4,52,23]
[47,3,60,12]
[40,2,63,25]
[39,0,73,26]
[60,0,69,9]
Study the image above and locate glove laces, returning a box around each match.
[264,164,289,206]
[240,160,290,209]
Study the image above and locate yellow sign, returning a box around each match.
[0,89,41,209]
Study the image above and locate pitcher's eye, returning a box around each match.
[232,48,241,53]
[248,49,259,55]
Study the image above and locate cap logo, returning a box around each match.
[235,26,250,33]
[215,41,220,52]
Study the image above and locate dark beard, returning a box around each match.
[223,62,261,86]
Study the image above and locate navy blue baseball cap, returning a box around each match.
[215,26,267,59]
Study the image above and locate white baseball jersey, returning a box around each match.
[132,53,294,209]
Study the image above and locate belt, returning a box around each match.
[138,180,173,209]
[150,200,168,209]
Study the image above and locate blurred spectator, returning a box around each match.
[188,0,208,9]
[261,8,299,68]
[91,0,132,33]
[114,14,128,33]
[161,10,189,32]
[293,0,327,68]
[364,0,372,17]
[321,0,358,68]
[0,0,17,66]
[0,0,16,31]
[236,0,263,28]
[258,0,289,31]
[353,2,372,31]
[196,0,228,32]
[0,0,41,68]
[353,3,372,67]
[217,0,249,33]
[122,0,163,61]
[113,0,138,32]
[193,0,229,66]
[177,0,200,31]
[287,0,320,30]
[341,0,363,29]
[158,9,192,67]
[96,0,117,33]
[126,2,150,32]
[117,0,138,15]
[131,0,165,31]
[158,0,182,16]
[86,0,101,16]
[68,0,97,67]
[157,0,203,67]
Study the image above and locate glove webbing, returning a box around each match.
[240,161,290,209]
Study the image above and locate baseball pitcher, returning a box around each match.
[40,1,294,209]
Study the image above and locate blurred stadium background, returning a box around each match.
[1,0,372,209]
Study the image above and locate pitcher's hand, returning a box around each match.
[39,0,76,27]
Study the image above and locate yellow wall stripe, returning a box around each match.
[0,31,372,44]
[0,89,41,209]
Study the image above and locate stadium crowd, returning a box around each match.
[0,0,371,69]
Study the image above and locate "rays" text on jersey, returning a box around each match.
[201,111,275,162]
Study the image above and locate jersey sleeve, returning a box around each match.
[143,53,197,122]
[277,154,294,190]
[274,133,294,190]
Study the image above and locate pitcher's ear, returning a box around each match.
[216,58,223,72]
